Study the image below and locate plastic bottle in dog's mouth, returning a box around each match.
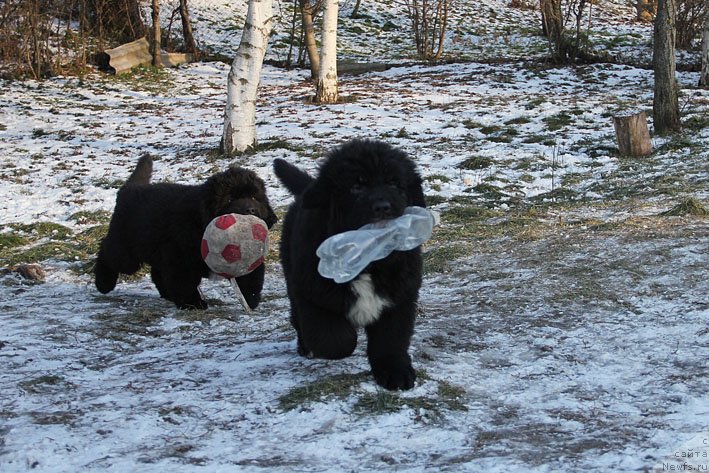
[316,206,440,283]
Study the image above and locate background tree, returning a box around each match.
[221,0,273,154]
[701,11,709,87]
[401,0,452,61]
[151,0,161,67]
[653,0,680,133]
[300,0,322,81]
[86,0,145,48]
[675,0,706,49]
[316,0,338,103]
[540,0,567,60]
[351,0,363,18]
[179,0,199,59]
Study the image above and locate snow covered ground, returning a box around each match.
[1,0,708,471]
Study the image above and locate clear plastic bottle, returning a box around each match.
[316,206,440,283]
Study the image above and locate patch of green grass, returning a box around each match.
[458,156,492,170]
[443,206,498,225]
[278,372,371,411]
[504,116,531,126]
[19,375,76,394]
[253,138,305,154]
[90,307,167,343]
[525,97,546,110]
[425,195,447,206]
[684,114,709,132]
[69,210,112,225]
[462,119,484,129]
[423,244,472,274]
[660,198,708,216]
[480,125,503,135]
[93,177,124,189]
[108,65,175,94]
[3,241,84,266]
[426,174,451,183]
[353,379,467,420]
[473,183,505,200]
[543,112,574,131]
[10,222,72,239]
[0,221,109,272]
[0,232,28,252]
[522,134,556,146]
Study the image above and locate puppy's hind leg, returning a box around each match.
[150,267,171,300]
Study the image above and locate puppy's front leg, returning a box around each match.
[365,301,417,390]
[234,264,265,310]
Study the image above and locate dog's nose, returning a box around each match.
[372,200,393,218]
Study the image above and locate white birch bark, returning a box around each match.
[316,0,339,104]
[701,12,709,87]
[221,0,272,154]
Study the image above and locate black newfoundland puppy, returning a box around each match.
[95,155,277,310]
[273,139,426,390]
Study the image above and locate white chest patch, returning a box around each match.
[347,274,392,327]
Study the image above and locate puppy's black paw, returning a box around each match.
[371,356,416,391]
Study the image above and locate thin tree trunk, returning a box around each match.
[300,0,320,81]
[653,0,680,133]
[700,11,709,87]
[351,0,362,17]
[179,0,199,58]
[316,0,338,104]
[433,0,449,60]
[221,0,273,154]
[151,0,161,67]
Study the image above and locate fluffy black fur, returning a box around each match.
[95,155,277,310]
[273,139,426,390]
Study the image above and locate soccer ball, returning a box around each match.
[201,213,269,279]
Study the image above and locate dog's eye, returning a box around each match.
[387,178,401,188]
[351,179,367,194]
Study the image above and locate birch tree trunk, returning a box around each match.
[316,0,338,104]
[221,0,273,154]
[701,12,709,87]
[652,0,680,134]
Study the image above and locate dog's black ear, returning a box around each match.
[408,174,426,208]
[301,180,330,209]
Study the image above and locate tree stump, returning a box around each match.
[613,111,652,157]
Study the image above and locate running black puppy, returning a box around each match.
[274,139,426,390]
[95,155,277,310]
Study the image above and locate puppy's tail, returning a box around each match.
[125,154,153,186]
[273,158,313,196]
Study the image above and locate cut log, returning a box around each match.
[95,38,193,74]
[613,111,652,157]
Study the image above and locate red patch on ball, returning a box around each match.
[221,244,242,263]
[252,223,268,242]
[202,213,269,278]
[200,239,210,260]
[215,214,237,230]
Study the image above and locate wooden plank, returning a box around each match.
[104,37,152,74]
[95,38,193,74]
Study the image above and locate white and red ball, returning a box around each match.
[201,213,269,279]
